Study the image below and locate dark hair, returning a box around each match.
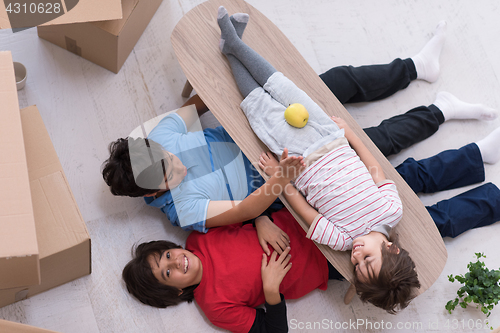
[122,241,199,308]
[353,235,420,314]
[102,138,167,197]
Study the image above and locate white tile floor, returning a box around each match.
[1,0,500,332]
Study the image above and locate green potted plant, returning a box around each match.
[446,253,500,329]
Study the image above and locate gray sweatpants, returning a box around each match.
[240,72,344,158]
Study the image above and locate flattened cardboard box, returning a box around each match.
[0,319,60,333]
[0,0,122,29]
[0,105,91,308]
[0,51,40,290]
[37,0,163,73]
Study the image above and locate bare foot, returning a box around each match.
[259,151,279,176]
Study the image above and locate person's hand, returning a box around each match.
[261,247,292,305]
[255,216,290,255]
[258,151,279,177]
[331,115,357,141]
[278,148,306,181]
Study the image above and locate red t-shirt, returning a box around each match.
[187,208,329,333]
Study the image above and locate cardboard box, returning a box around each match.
[0,319,60,333]
[37,0,163,73]
[0,51,40,290]
[0,0,123,29]
[0,105,91,308]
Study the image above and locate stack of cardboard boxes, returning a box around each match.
[2,0,163,73]
[0,51,91,333]
[37,0,164,73]
[0,0,163,331]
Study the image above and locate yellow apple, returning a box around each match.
[284,103,309,128]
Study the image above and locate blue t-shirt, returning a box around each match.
[144,113,264,232]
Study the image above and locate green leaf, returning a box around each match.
[445,300,454,312]
[446,253,499,319]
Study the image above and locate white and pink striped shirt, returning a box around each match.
[296,142,403,251]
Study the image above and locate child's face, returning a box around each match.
[148,248,202,290]
[162,151,187,190]
[350,232,392,281]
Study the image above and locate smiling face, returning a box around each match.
[162,151,187,190]
[147,248,203,291]
[351,232,393,281]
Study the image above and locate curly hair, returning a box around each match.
[353,235,420,314]
[101,137,167,197]
[122,241,199,308]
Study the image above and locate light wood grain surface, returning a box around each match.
[171,0,446,289]
[1,0,500,332]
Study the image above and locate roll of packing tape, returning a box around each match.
[13,62,27,90]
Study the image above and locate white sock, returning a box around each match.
[476,127,500,164]
[412,21,447,83]
[434,91,499,121]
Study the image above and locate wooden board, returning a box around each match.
[171,0,447,294]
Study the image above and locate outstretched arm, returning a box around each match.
[205,150,305,228]
[332,116,386,184]
[205,173,287,228]
[282,182,352,250]
[259,151,352,251]
[281,183,318,227]
[259,151,317,227]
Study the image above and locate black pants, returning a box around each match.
[319,58,444,157]
[323,59,500,238]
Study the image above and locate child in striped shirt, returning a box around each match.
[218,6,418,313]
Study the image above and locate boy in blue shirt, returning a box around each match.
[102,17,498,235]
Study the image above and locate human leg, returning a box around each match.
[411,21,447,83]
[364,104,444,157]
[327,261,344,280]
[220,8,342,157]
[218,7,276,86]
[396,143,485,193]
[427,183,500,238]
[319,21,446,104]
[364,93,498,157]
[320,58,417,104]
[240,75,342,158]
[226,55,260,98]
[224,14,261,98]
[434,92,498,121]
[230,14,248,38]
[220,7,334,125]
[417,127,500,237]
[474,127,500,164]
